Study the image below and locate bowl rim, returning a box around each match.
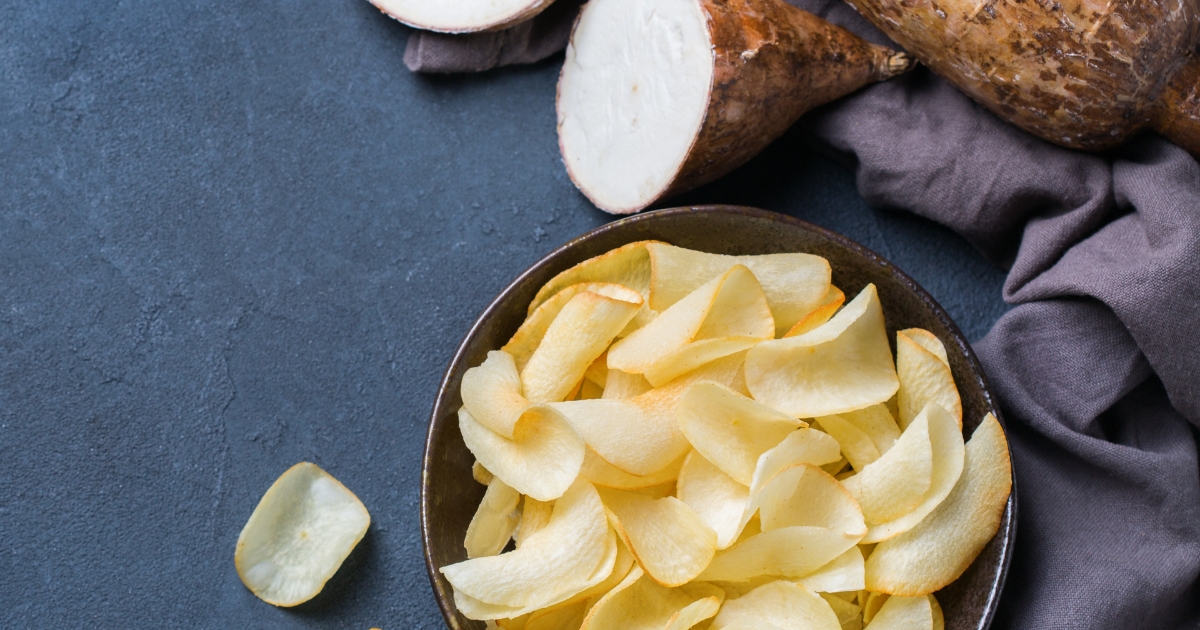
[422,204,1017,629]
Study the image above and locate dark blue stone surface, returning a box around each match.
[0,1,1007,627]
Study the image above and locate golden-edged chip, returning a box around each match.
[458,406,585,502]
[678,382,805,485]
[865,414,1012,596]
[745,284,898,418]
[234,462,371,607]
[580,565,724,630]
[862,594,932,629]
[464,477,522,558]
[506,283,644,372]
[895,330,962,430]
[645,243,831,336]
[841,411,934,524]
[709,580,841,630]
[528,240,658,315]
[599,487,717,587]
[677,451,750,549]
[785,285,846,338]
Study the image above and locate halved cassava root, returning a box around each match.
[556,0,912,215]
[370,0,557,34]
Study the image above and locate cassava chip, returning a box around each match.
[521,289,641,404]
[465,477,522,558]
[515,497,554,548]
[785,285,846,338]
[895,330,961,430]
[609,265,774,386]
[528,240,658,315]
[930,595,944,630]
[745,284,898,418]
[462,350,530,438]
[645,243,831,337]
[505,283,643,372]
[865,414,1012,596]
[581,447,686,490]
[599,487,717,586]
[458,406,585,502]
[821,592,863,630]
[755,464,865,536]
[897,329,949,366]
[677,451,750,549]
[698,526,859,583]
[235,462,370,607]
[841,412,934,524]
[581,565,724,630]
[816,413,883,472]
[859,404,965,544]
[602,368,653,399]
[473,460,495,485]
[678,382,804,485]
[710,580,841,630]
[862,594,932,629]
[840,405,902,457]
[797,546,866,593]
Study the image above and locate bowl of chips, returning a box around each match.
[423,206,1016,630]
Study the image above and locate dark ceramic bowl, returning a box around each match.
[423,206,1016,630]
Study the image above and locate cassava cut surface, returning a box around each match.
[370,0,557,33]
[845,0,1200,155]
[556,0,912,215]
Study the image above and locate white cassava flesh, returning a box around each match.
[370,0,556,33]
[235,462,371,607]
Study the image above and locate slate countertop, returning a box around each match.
[0,1,1008,627]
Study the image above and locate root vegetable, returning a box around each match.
[845,0,1200,155]
[556,0,913,215]
[370,0,557,33]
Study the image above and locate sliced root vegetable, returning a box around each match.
[369,0,556,33]
[865,414,1012,596]
[458,406,585,502]
[581,447,686,490]
[785,285,846,338]
[444,479,615,615]
[895,330,961,430]
[581,566,724,630]
[930,595,944,630]
[645,244,832,336]
[755,464,865,537]
[540,541,637,616]
[746,284,898,418]
[506,284,643,372]
[821,592,863,630]
[473,460,495,485]
[526,599,589,630]
[840,405,902,457]
[465,477,523,558]
[841,413,934,525]
[599,487,717,587]
[677,451,750,549]
[462,350,530,438]
[862,595,932,629]
[862,592,888,625]
[521,289,641,404]
[859,405,965,544]
[815,414,882,472]
[602,368,653,400]
[585,353,609,388]
[897,329,948,366]
[515,497,554,549]
[749,429,844,499]
[796,546,865,594]
[698,526,857,583]
[529,241,659,314]
[557,0,911,215]
[678,382,804,485]
[609,265,774,386]
[710,581,841,630]
[235,462,371,607]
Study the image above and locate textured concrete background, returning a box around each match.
[0,0,1008,627]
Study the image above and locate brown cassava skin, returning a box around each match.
[845,0,1200,154]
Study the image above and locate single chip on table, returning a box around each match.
[235,462,370,607]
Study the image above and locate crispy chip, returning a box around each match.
[862,595,932,629]
[862,592,888,625]
[462,350,530,438]
[841,412,934,524]
[539,541,636,615]
[602,368,653,399]
[858,404,965,544]
[678,382,805,485]
[528,241,658,315]
[465,477,522,558]
[756,464,866,537]
[745,285,898,418]
[785,285,846,338]
[522,290,641,404]
[897,329,949,366]
[895,331,962,430]
[459,406,586,502]
[797,546,866,593]
[579,379,605,400]
[821,592,864,630]
[864,414,1012,596]
[515,497,554,549]
[580,566,724,630]
[473,460,495,486]
[599,488,717,587]
[585,353,609,388]
[526,600,589,630]
[677,451,750,549]
[816,414,883,472]
[581,447,686,490]
[710,581,841,630]
[645,243,831,336]
[506,284,644,372]
[234,462,371,607]
[609,265,775,385]
[840,405,902,457]
[929,595,944,630]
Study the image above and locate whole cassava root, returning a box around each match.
[371,0,558,34]
[845,0,1200,155]
[556,0,913,215]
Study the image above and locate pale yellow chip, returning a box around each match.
[710,580,841,630]
[473,460,495,485]
[465,477,522,558]
[841,412,934,524]
[821,592,864,630]
[816,414,883,472]
[599,487,717,587]
[526,599,589,630]
[929,594,944,630]
[234,462,370,607]
[458,406,585,502]
[678,382,805,485]
[745,284,898,418]
[609,264,775,386]
[585,352,609,388]
[645,243,831,337]
[785,285,846,338]
[859,404,965,544]
[601,368,653,399]
[515,497,554,549]
[444,479,615,616]
[581,447,685,490]
[506,283,643,372]
[528,240,658,315]
[462,350,530,439]
[756,464,866,537]
[521,289,641,404]
[538,541,636,615]
[677,451,750,549]
[895,331,962,430]
[862,592,888,625]
[580,565,724,630]
[862,594,932,629]
[840,405,902,457]
[579,379,605,400]
[865,414,1012,596]
[796,546,866,593]
[897,329,949,366]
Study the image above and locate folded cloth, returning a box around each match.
[401,1,1200,627]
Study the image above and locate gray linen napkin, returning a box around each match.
[403,2,1200,627]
